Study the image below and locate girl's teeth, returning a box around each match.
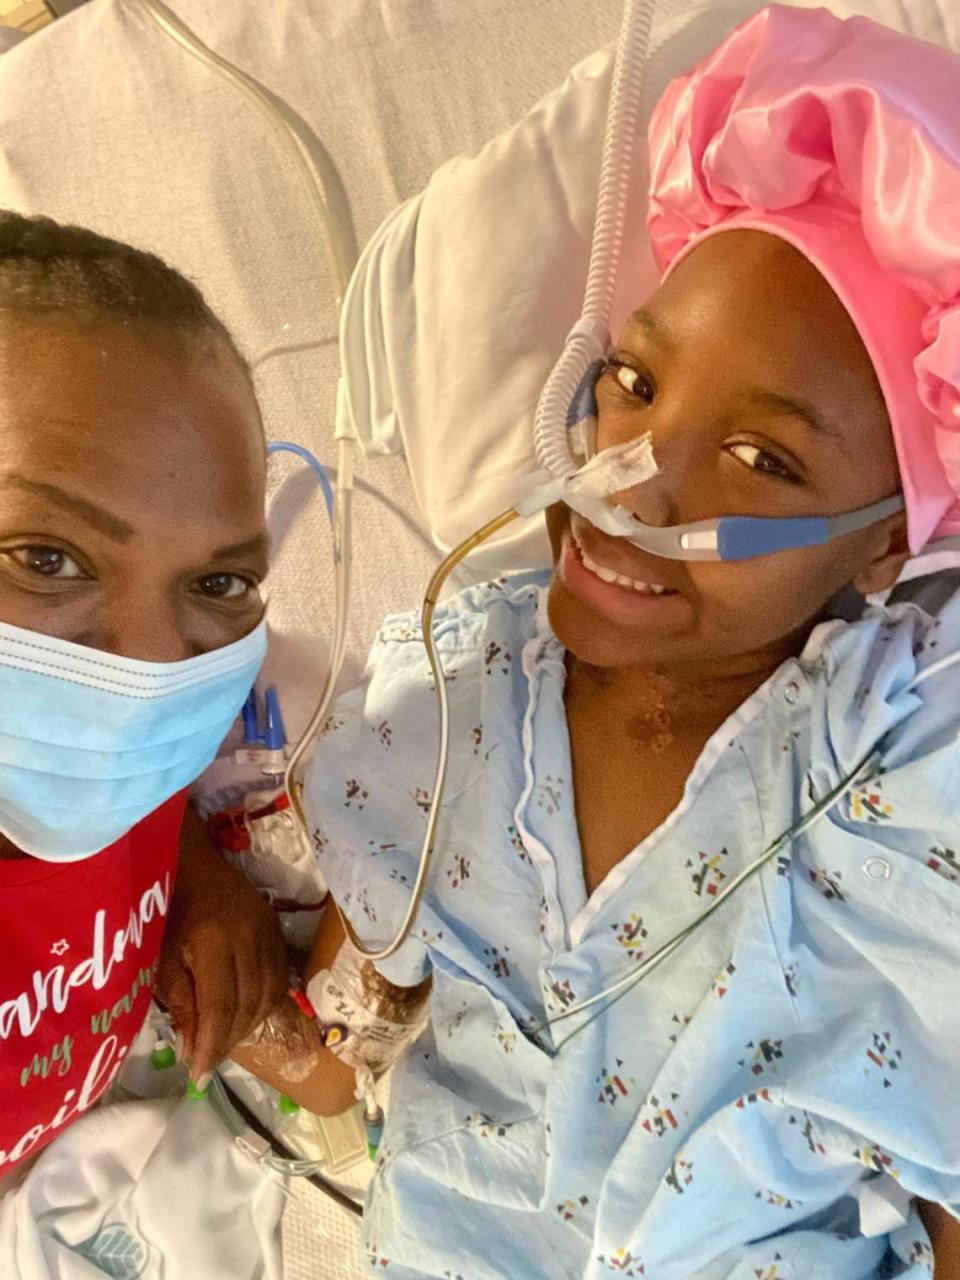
[577,541,671,595]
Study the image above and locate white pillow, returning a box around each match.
[339,0,960,573]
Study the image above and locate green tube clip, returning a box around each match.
[151,1045,177,1071]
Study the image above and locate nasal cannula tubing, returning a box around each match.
[340,0,662,960]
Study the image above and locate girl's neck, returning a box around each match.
[565,645,794,742]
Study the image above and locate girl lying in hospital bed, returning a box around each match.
[236,7,960,1276]
[0,212,287,1192]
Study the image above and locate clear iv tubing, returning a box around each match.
[133,0,353,315]
[207,1073,363,1204]
[133,0,359,901]
[532,0,658,480]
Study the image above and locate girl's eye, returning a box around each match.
[606,360,655,405]
[8,546,87,579]
[726,442,798,483]
[193,573,258,601]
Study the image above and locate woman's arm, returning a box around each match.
[157,806,288,1081]
[918,1200,960,1278]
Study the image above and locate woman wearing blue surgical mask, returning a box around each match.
[0,211,287,1186]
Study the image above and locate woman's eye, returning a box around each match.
[726,442,798,482]
[194,573,257,601]
[8,546,86,579]
[606,360,655,404]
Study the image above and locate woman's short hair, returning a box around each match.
[0,209,245,366]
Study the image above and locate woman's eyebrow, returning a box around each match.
[742,390,844,442]
[2,473,134,542]
[209,534,270,562]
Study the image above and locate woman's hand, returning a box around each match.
[156,806,288,1083]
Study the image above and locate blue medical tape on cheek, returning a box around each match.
[717,515,830,561]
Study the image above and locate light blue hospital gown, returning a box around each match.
[304,570,960,1279]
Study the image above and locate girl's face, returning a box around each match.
[547,230,909,674]
[0,318,267,661]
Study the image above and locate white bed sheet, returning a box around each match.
[6,5,960,1276]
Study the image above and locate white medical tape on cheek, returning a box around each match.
[565,432,659,500]
[567,420,589,462]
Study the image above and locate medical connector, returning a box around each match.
[286,986,349,1051]
[363,1101,385,1162]
[207,789,291,856]
[199,683,292,821]
[236,983,389,1161]
[236,685,289,785]
[205,684,327,952]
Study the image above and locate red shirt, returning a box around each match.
[0,793,185,1173]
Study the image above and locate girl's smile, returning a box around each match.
[558,513,689,630]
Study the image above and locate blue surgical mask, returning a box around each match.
[0,618,268,862]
